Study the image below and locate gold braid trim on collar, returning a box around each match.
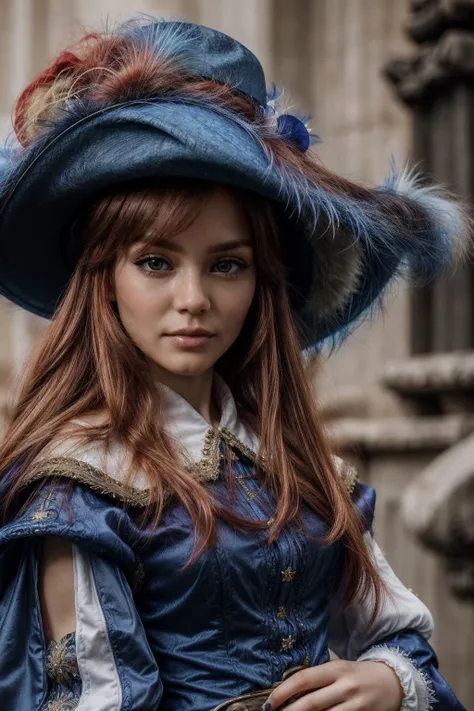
[340,462,359,496]
[194,425,265,481]
[20,456,151,507]
[19,427,264,507]
[19,435,356,507]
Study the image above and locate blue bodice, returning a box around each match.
[0,446,465,711]
[137,453,345,707]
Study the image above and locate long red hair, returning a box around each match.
[1,26,385,618]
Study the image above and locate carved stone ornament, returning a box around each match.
[382,351,474,394]
[401,432,474,600]
[384,29,474,104]
[407,0,474,43]
[328,414,474,453]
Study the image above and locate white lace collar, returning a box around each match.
[32,373,262,499]
[159,373,260,476]
[26,375,359,507]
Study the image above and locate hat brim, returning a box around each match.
[0,101,315,324]
[0,100,469,347]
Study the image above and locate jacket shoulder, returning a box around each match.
[333,455,359,495]
[18,416,151,508]
[21,453,149,508]
[333,455,376,531]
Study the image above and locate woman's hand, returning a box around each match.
[263,660,404,711]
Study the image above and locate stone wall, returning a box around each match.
[311,0,413,419]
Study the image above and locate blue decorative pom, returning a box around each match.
[277,114,311,152]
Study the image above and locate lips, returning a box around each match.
[164,329,215,349]
[167,329,214,337]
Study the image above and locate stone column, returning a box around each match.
[0,0,45,385]
[309,0,413,418]
[385,0,474,353]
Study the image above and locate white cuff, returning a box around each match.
[357,645,436,711]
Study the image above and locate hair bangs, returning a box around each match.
[79,178,218,266]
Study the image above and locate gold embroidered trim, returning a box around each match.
[21,456,150,507]
[184,425,264,483]
[233,473,258,500]
[20,447,355,507]
[45,632,80,685]
[343,464,359,496]
[18,425,262,507]
[189,428,224,482]
[219,426,265,468]
[44,699,79,711]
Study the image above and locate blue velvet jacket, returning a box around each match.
[0,377,466,711]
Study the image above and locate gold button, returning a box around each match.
[280,635,295,651]
[267,517,275,527]
[277,606,287,619]
[281,566,296,582]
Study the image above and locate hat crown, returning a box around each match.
[134,20,267,106]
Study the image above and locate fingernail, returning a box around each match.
[262,692,273,711]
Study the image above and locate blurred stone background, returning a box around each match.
[1,0,473,705]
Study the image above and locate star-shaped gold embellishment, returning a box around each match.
[31,510,51,522]
[281,566,296,582]
[280,635,295,651]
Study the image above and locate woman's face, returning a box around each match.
[113,189,256,380]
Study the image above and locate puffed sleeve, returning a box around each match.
[327,478,466,711]
[0,472,162,711]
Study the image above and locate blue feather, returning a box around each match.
[266,83,282,104]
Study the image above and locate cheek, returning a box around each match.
[114,269,166,333]
[219,280,256,332]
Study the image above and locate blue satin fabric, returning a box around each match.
[370,630,467,711]
[0,451,464,711]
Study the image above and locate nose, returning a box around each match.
[173,266,211,314]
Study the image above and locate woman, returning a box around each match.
[0,18,469,711]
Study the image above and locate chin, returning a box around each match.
[170,366,209,376]
[156,356,214,377]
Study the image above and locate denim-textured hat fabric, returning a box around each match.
[0,19,470,347]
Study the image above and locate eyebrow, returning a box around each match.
[140,237,253,253]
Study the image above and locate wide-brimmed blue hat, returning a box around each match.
[0,19,470,346]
